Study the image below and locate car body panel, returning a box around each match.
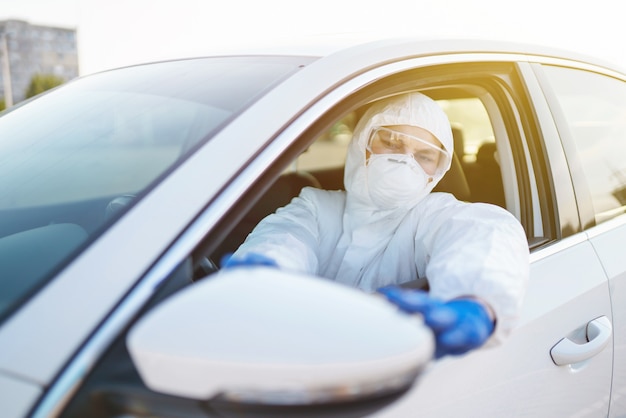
[588,219,626,416]
[0,374,41,418]
[370,236,613,417]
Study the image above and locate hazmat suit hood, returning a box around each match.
[344,92,453,225]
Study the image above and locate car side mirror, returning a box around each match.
[127,267,434,405]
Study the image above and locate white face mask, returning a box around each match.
[366,153,433,210]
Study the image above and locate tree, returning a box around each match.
[24,73,65,99]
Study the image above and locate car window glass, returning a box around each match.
[0,57,307,324]
[542,65,626,224]
[0,91,221,208]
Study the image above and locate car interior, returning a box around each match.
[209,92,507,268]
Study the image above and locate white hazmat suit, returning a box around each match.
[233,92,529,344]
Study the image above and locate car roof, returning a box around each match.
[319,38,624,74]
[182,37,626,80]
[98,37,625,77]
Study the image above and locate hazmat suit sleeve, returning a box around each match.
[418,195,530,345]
[231,187,343,275]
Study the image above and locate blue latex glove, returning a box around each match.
[220,252,278,269]
[378,287,494,358]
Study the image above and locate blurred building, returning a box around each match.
[0,19,78,105]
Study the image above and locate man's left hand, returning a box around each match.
[378,287,494,358]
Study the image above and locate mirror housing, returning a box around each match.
[127,267,433,405]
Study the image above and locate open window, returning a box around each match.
[205,62,552,270]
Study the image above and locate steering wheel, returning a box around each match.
[104,194,136,221]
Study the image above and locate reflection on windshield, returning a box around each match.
[0,91,222,208]
[0,57,307,323]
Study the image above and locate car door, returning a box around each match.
[358,58,614,417]
[534,63,626,417]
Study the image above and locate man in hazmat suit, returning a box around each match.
[227,92,529,358]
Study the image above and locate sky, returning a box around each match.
[0,0,624,76]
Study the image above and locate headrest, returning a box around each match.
[432,153,471,201]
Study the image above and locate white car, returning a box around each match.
[0,38,625,417]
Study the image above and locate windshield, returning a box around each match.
[0,56,310,323]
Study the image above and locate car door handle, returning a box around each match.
[550,316,612,366]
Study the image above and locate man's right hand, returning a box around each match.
[220,252,278,269]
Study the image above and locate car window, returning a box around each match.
[298,98,497,168]
[296,96,504,208]
[0,57,309,324]
[540,65,626,225]
[209,61,553,284]
[293,79,549,249]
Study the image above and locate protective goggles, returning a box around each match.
[367,126,449,175]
